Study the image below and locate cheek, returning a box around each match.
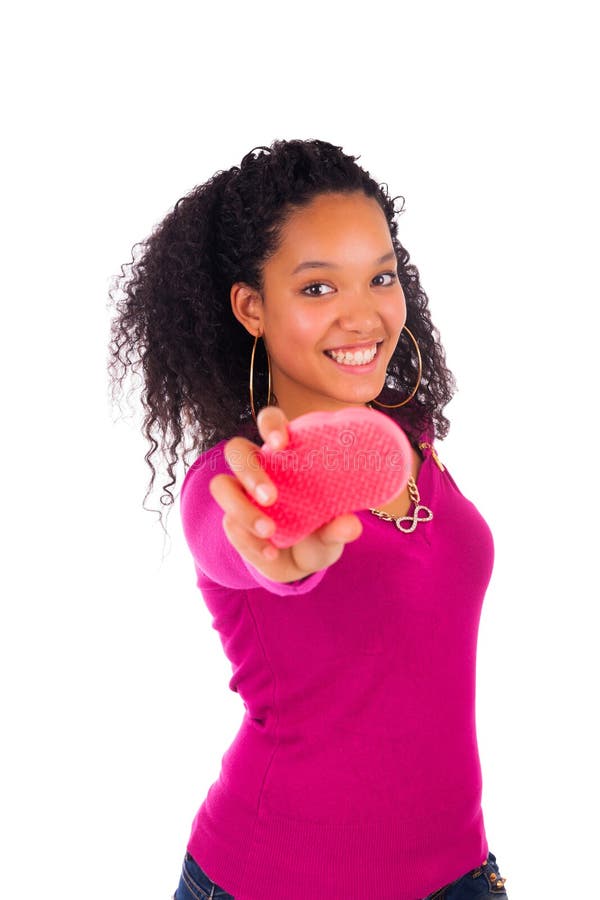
[266,312,323,369]
[273,306,326,346]
[381,289,406,329]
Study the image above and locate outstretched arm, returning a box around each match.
[180,406,362,596]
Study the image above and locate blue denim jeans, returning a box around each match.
[172,852,234,899]
[172,848,509,899]
[420,851,509,898]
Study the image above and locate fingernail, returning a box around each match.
[255,517,272,536]
[267,431,283,449]
[255,484,273,503]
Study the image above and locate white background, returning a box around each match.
[2,1,598,897]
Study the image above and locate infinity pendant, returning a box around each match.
[393,503,433,533]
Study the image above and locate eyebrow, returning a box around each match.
[290,250,397,276]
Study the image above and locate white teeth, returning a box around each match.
[326,344,378,365]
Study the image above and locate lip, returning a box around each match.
[324,339,384,352]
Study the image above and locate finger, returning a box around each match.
[209,473,277,539]
[316,512,363,545]
[288,513,361,575]
[222,511,279,564]
[222,439,278,507]
[256,405,289,450]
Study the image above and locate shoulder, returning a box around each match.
[181,439,230,500]
[181,416,263,495]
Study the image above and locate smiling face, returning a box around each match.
[230,190,406,421]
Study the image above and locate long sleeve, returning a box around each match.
[179,442,330,596]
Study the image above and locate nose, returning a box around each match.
[337,288,381,334]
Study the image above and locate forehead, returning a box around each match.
[276,192,391,256]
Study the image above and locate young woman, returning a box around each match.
[108,138,509,899]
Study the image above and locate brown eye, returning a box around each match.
[373,272,398,287]
[301,282,334,297]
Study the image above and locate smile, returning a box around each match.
[323,341,383,372]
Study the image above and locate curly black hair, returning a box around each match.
[107,137,457,531]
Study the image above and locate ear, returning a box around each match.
[230,282,264,337]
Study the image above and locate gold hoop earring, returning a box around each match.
[370,326,422,409]
[249,331,273,424]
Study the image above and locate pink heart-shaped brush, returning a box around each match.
[236,406,412,548]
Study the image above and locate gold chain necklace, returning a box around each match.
[367,441,445,534]
[364,403,444,533]
[368,474,433,533]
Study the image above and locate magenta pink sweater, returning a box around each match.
[179,422,495,900]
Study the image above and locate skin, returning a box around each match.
[209,191,421,583]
